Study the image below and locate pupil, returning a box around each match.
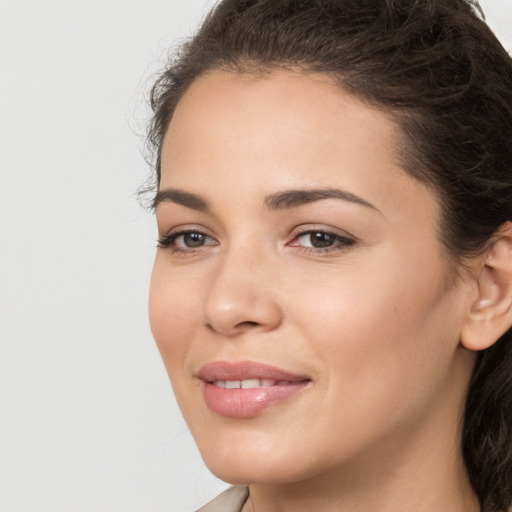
[184,233,205,247]
[310,232,333,248]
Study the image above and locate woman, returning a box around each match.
[146,1,512,511]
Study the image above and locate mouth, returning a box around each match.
[197,361,311,418]
[212,378,300,389]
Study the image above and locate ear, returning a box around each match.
[461,222,512,351]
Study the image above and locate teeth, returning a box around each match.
[241,379,260,389]
[212,379,280,389]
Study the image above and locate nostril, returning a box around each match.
[236,321,260,328]
[206,321,259,332]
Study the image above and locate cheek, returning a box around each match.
[148,257,203,373]
[270,258,463,471]
[289,254,459,405]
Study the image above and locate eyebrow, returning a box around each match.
[152,189,210,212]
[264,188,379,212]
[152,187,379,213]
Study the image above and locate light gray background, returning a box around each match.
[0,1,511,511]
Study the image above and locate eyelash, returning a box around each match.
[157,230,217,254]
[157,228,356,255]
[289,229,356,254]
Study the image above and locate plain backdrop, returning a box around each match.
[0,1,511,511]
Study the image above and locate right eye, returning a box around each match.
[157,230,218,252]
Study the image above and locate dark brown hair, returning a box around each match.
[146,1,512,509]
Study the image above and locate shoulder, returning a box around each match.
[196,486,249,512]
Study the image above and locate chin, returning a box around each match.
[204,459,303,486]
[196,433,322,486]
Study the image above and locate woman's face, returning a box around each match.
[149,70,475,485]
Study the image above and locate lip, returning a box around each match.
[197,361,311,418]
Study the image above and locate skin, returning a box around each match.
[149,70,483,512]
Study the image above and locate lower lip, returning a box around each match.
[203,381,309,418]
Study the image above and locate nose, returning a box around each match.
[203,245,283,337]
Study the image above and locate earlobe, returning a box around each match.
[461,222,512,351]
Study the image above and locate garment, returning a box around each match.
[196,486,512,511]
[196,486,249,512]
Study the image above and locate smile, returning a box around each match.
[198,361,311,418]
[213,379,296,389]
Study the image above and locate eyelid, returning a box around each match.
[288,224,357,242]
[157,224,218,250]
[158,224,215,239]
[286,224,357,254]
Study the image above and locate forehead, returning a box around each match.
[164,69,399,147]
[160,69,439,230]
[163,70,398,179]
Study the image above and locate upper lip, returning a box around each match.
[197,360,311,383]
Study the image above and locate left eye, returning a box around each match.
[300,232,336,248]
[292,231,354,250]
